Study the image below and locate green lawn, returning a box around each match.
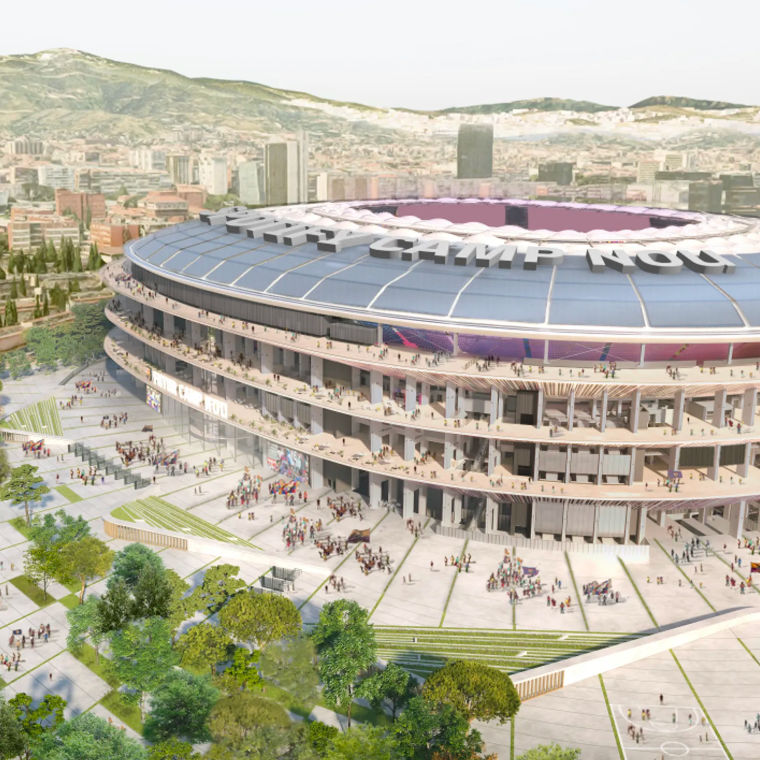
[0,397,63,437]
[111,496,260,549]
[58,593,80,610]
[374,626,640,678]
[9,575,55,608]
[8,516,34,539]
[55,484,83,503]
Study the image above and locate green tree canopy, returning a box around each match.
[147,739,201,760]
[187,563,245,614]
[0,463,50,526]
[32,712,146,760]
[218,590,301,650]
[393,696,485,760]
[66,595,106,662]
[356,662,416,720]
[110,543,165,590]
[57,535,113,603]
[108,617,177,719]
[143,669,219,744]
[8,692,66,760]
[131,560,173,620]
[311,600,377,728]
[175,622,233,676]
[208,693,289,743]
[216,647,262,693]
[259,635,319,706]
[96,577,133,634]
[0,698,25,760]
[422,660,520,724]
[323,725,395,760]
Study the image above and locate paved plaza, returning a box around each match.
[1,360,760,757]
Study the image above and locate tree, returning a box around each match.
[0,698,25,760]
[96,577,133,633]
[311,600,377,728]
[0,463,50,526]
[9,692,66,760]
[110,542,165,589]
[108,617,177,719]
[175,622,233,676]
[217,646,262,692]
[147,739,201,760]
[131,560,173,620]
[307,721,339,755]
[187,563,245,614]
[57,535,113,603]
[66,595,105,663]
[356,662,415,719]
[517,746,581,760]
[143,669,219,744]
[208,693,289,743]
[23,529,58,600]
[393,696,485,760]
[32,712,146,760]
[422,661,520,725]
[259,635,319,706]
[323,725,395,760]
[164,569,192,640]
[219,590,301,650]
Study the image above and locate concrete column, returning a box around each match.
[623,505,632,544]
[260,342,273,375]
[309,355,323,387]
[599,390,608,433]
[452,333,460,356]
[565,445,572,483]
[701,507,710,525]
[163,312,175,338]
[405,377,417,413]
[739,441,752,478]
[350,366,361,390]
[488,440,497,476]
[370,371,383,405]
[727,500,747,539]
[560,501,568,541]
[441,491,454,526]
[490,387,501,426]
[402,483,415,519]
[311,406,323,436]
[528,501,535,539]
[630,389,642,433]
[617,400,623,418]
[597,446,604,485]
[444,434,454,469]
[485,497,498,534]
[658,510,667,528]
[673,389,685,433]
[708,444,720,480]
[592,504,599,543]
[418,487,428,518]
[452,495,462,526]
[445,383,457,418]
[142,303,154,328]
[535,387,544,429]
[403,435,416,461]
[192,364,202,387]
[310,458,324,489]
[566,389,576,432]
[420,382,430,407]
[636,506,647,544]
[189,320,202,346]
[713,388,727,428]
[668,446,681,473]
[369,473,382,508]
[369,421,382,453]
[743,388,757,426]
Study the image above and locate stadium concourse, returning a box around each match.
[0,356,757,757]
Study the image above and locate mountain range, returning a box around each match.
[0,49,757,143]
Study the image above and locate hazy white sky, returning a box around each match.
[2,0,758,110]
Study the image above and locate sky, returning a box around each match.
[1,0,759,110]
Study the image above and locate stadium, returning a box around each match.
[102,198,760,551]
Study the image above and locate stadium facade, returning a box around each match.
[102,199,760,546]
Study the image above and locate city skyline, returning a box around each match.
[1,0,759,110]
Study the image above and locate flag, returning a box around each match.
[751,562,760,574]
[522,566,539,577]
[347,529,371,544]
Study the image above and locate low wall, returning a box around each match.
[433,524,650,562]
[512,606,760,700]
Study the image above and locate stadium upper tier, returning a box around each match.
[124,199,760,339]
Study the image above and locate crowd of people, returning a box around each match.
[226,470,263,508]
[100,412,129,429]
[354,542,391,575]
[327,495,363,521]
[4,623,52,673]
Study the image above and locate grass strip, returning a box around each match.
[670,650,733,759]
[654,539,716,612]
[369,517,430,619]
[618,557,659,628]
[510,715,515,760]
[8,516,34,539]
[70,642,121,689]
[598,674,625,760]
[736,637,760,669]
[9,575,55,607]
[563,551,589,631]
[55,484,83,503]
[438,538,468,627]
[100,690,143,734]
[58,593,80,610]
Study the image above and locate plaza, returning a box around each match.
[0,360,759,758]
